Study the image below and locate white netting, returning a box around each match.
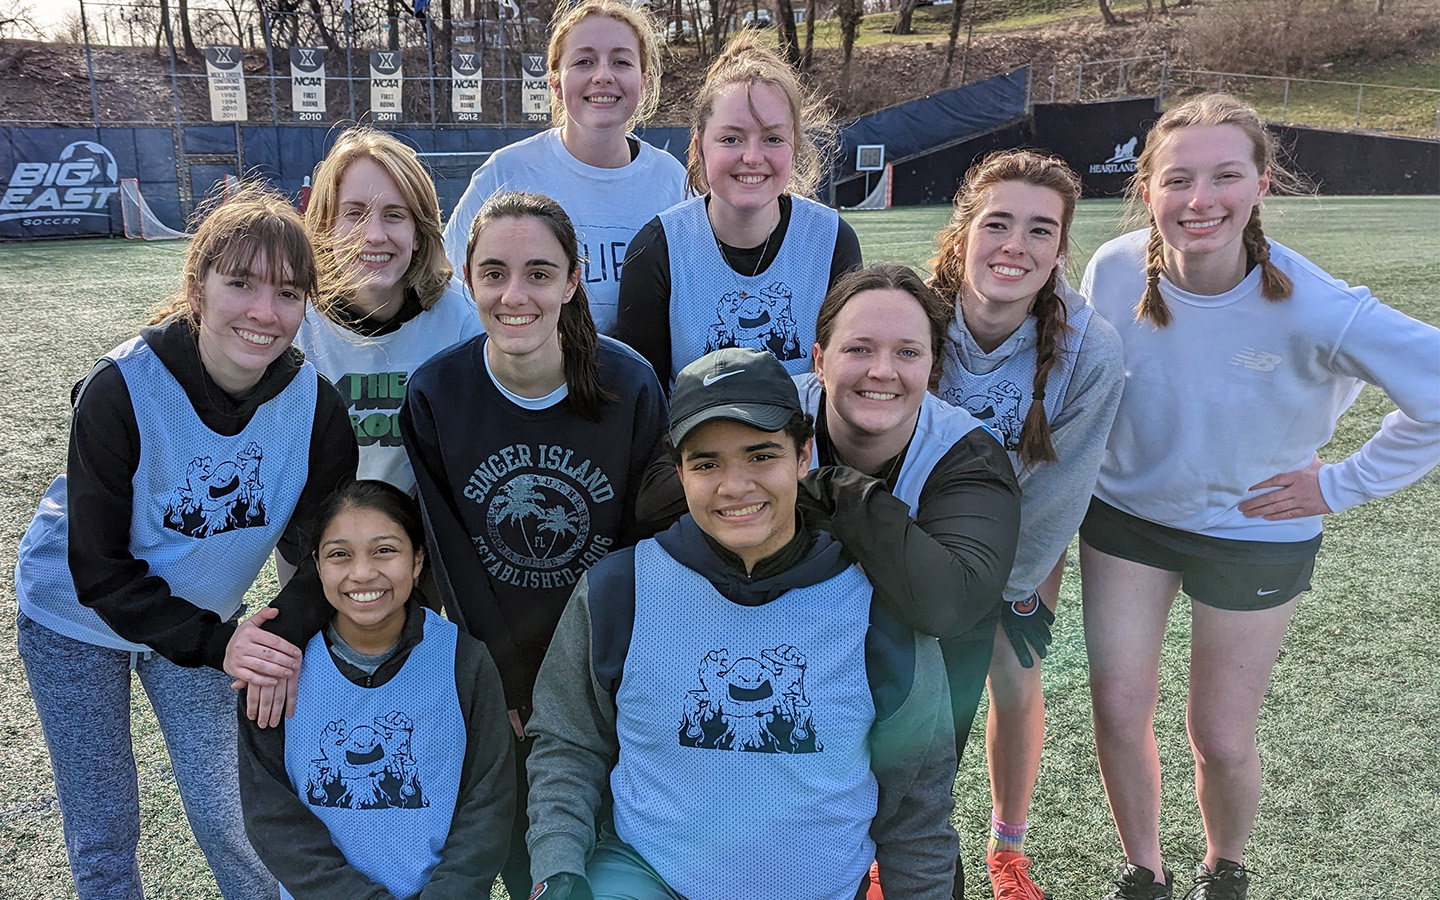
[847,163,893,210]
[120,179,190,240]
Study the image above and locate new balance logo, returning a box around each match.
[1228,348,1282,372]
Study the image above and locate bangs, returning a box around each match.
[203,215,317,296]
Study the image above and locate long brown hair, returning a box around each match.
[465,191,618,421]
[815,264,951,391]
[928,150,1082,465]
[1127,93,1301,327]
[685,29,834,199]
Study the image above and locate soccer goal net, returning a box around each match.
[848,163,893,211]
[120,179,190,240]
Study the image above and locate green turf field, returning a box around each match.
[1,196,1436,898]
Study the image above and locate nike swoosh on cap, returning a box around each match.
[703,370,743,387]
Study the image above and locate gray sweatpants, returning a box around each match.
[18,612,277,900]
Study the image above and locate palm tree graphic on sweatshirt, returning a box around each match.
[486,475,585,566]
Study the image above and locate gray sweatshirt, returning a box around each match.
[943,308,1125,604]
[524,516,959,899]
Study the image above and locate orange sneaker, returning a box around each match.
[988,851,1049,900]
[865,860,884,900]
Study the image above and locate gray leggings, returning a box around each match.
[18,613,277,900]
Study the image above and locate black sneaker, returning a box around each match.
[1185,859,1249,900]
[1102,863,1174,900]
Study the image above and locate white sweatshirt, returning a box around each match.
[1082,229,1440,542]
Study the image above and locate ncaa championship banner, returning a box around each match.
[204,45,248,122]
[521,54,548,123]
[290,47,325,122]
[370,50,403,123]
[451,50,482,122]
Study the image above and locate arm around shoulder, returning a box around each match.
[613,218,673,382]
[263,374,358,652]
[1002,314,1125,602]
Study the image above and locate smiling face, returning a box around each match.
[332,157,418,317]
[813,287,932,453]
[959,180,1067,315]
[189,256,306,395]
[676,418,811,573]
[698,81,795,219]
[317,505,423,655]
[466,215,579,371]
[1141,123,1270,279]
[552,14,645,139]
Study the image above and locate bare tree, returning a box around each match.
[178,0,201,54]
[892,0,921,36]
[940,0,965,84]
[800,0,817,69]
[1098,0,1120,25]
[773,0,799,66]
[836,0,862,93]
[0,0,41,40]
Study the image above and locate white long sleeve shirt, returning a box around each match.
[1082,229,1440,542]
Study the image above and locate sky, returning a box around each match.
[27,1,84,38]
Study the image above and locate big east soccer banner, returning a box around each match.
[0,137,120,238]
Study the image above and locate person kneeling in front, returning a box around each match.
[523,347,958,900]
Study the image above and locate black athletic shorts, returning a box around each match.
[1079,497,1322,611]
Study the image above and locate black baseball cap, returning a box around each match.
[668,348,802,448]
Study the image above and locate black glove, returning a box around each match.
[529,873,593,900]
[1000,591,1054,669]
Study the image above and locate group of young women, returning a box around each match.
[14,2,1438,899]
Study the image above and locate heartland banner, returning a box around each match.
[521,53,548,123]
[451,50,482,122]
[204,45,248,122]
[370,50,403,123]
[290,47,325,121]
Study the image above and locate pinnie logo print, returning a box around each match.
[680,645,821,753]
[162,441,267,537]
[303,712,428,810]
[950,380,1025,449]
[704,283,805,362]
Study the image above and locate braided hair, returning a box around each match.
[1128,94,1301,327]
[927,150,1082,465]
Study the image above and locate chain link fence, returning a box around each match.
[1028,54,1440,138]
